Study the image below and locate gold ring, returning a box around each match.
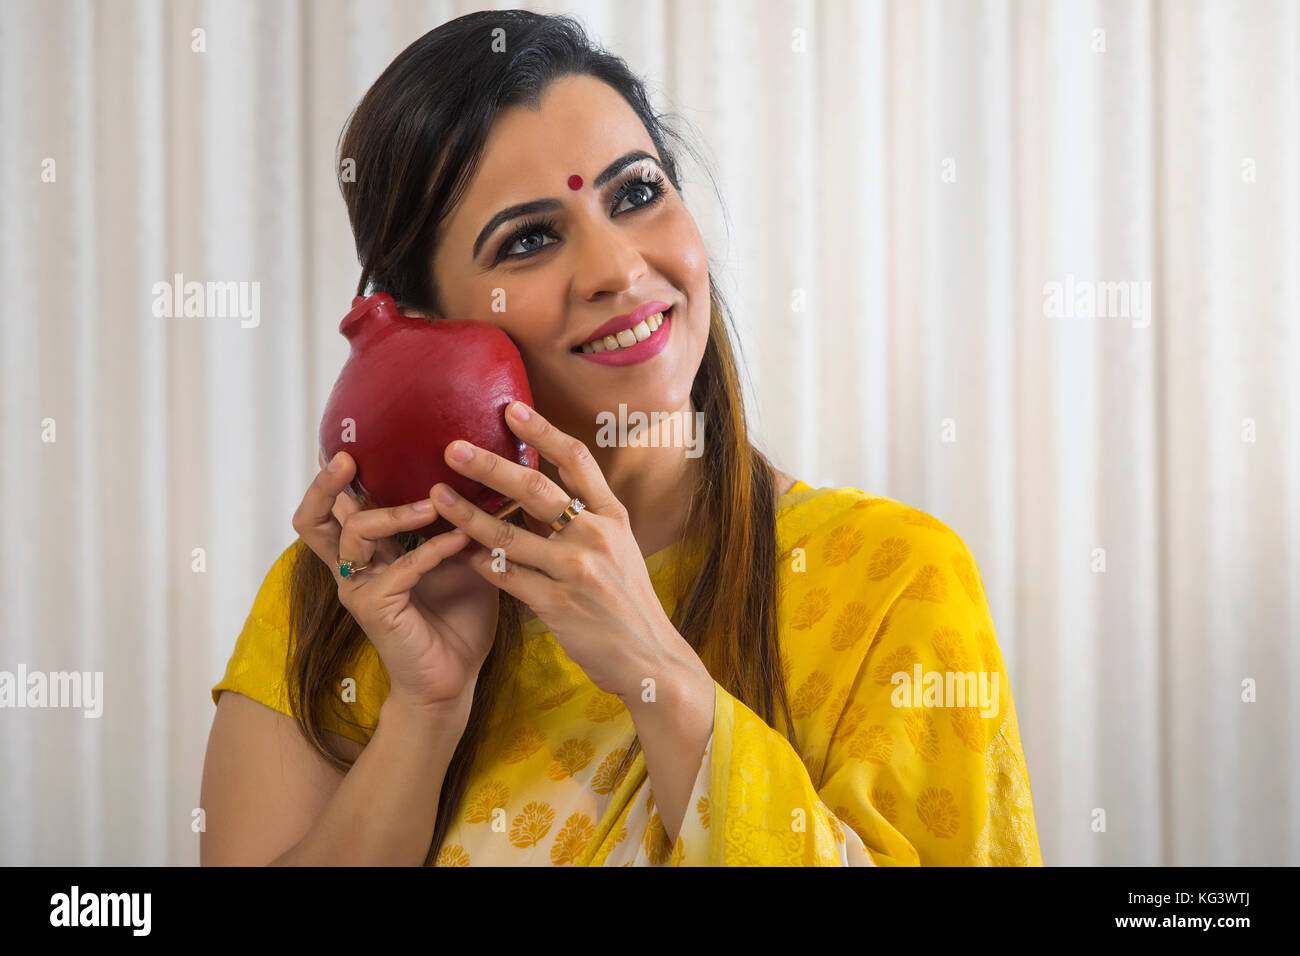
[549,498,586,533]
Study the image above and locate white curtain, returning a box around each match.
[1,0,1295,866]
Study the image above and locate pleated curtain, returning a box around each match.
[1,0,1295,865]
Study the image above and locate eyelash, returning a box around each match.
[494,167,669,263]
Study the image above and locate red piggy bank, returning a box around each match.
[319,293,538,538]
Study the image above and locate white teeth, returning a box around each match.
[579,310,669,353]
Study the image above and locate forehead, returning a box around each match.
[447,75,653,230]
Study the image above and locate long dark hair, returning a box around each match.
[286,9,797,865]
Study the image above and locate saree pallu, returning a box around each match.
[213,481,1042,866]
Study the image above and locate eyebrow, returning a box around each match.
[471,149,661,261]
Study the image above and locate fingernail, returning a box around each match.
[412,499,432,512]
[326,452,341,472]
[509,402,530,421]
[450,441,473,462]
[435,485,456,505]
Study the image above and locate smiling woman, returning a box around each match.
[202,9,1041,868]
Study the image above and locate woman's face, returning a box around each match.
[429,74,710,457]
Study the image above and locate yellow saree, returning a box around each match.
[212,481,1042,866]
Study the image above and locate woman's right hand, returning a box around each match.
[292,450,501,721]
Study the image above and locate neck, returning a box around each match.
[545,396,702,559]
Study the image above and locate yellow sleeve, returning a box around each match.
[210,539,385,746]
[664,497,1042,866]
[664,681,877,865]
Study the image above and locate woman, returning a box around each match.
[201,10,1042,866]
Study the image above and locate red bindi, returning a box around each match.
[567,174,583,190]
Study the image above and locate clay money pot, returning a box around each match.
[318,293,539,539]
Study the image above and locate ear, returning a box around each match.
[395,303,429,319]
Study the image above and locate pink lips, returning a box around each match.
[573,307,672,367]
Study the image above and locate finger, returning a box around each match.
[327,485,416,579]
[444,439,572,532]
[338,494,446,570]
[431,483,565,578]
[373,527,471,599]
[316,452,348,525]
[330,477,364,527]
[455,532,552,608]
[502,402,622,516]
[293,451,356,566]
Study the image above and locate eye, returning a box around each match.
[609,167,669,215]
[491,166,670,265]
[495,215,560,263]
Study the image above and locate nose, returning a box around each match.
[570,214,648,300]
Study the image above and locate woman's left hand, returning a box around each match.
[431,400,689,701]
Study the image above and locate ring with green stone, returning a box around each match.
[337,557,370,578]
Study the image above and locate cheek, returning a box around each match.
[437,271,553,338]
[662,212,708,281]
[496,315,570,383]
